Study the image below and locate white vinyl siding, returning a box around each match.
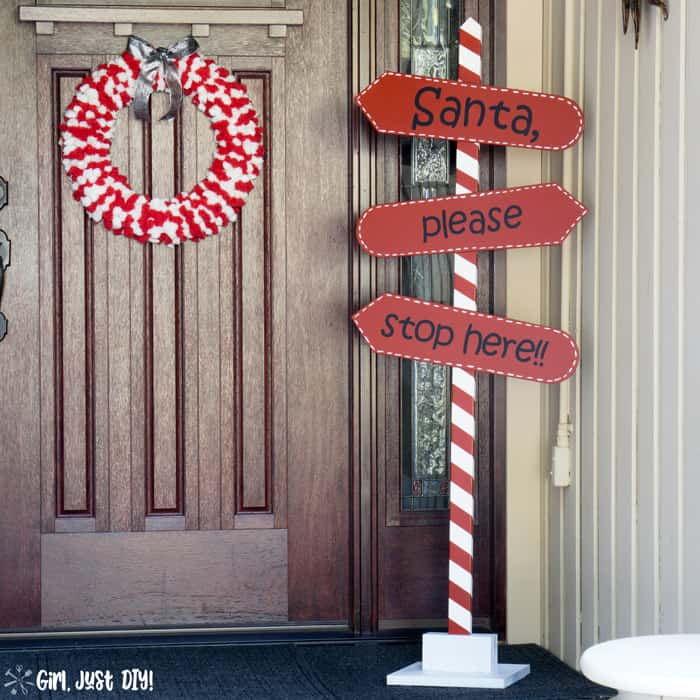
[546,0,697,668]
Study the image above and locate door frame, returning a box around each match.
[349,0,508,637]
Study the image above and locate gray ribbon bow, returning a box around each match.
[127,35,199,121]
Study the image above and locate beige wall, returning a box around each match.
[505,0,548,645]
[504,0,586,649]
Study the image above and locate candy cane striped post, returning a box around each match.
[388,15,531,686]
[448,17,482,637]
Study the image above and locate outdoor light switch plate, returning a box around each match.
[552,444,572,487]
[0,176,7,211]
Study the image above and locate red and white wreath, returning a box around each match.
[59,38,263,245]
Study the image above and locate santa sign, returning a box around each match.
[356,71,584,150]
[356,183,587,258]
[355,17,587,690]
[353,294,579,385]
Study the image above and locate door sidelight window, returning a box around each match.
[400,0,462,511]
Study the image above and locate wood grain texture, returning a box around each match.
[91,54,111,534]
[238,71,271,513]
[38,61,95,525]
[55,517,96,534]
[189,66,224,531]
[181,87,201,531]
[36,25,286,58]
[41,0,280,5]
[38,56,76,534]
[147,95,183,515]
[106,85,133,533]
[0,0,41,629]
[57,69,93,516]
[41,530,288,628]
[129,114,147,532]
[380,525,448,620]
[196,83,222,529]
[21,7,303,25]
[9,0,348,633]
[286,0,350,622]
[145,515,186,531]
[350,0,391,633]
[269,55,288,531]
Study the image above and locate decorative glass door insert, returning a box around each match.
[400,0,463,511]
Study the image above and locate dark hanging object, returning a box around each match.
[622,0,669,49]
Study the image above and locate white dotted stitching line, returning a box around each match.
[355,71,584,151]
[356,183,588,257]
[352,293,579,384]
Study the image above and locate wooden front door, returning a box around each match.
[0,1,350,631]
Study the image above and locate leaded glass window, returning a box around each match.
[400,0,463,511]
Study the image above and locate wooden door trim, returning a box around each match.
[349,0,507,637]
[0,623,350,641]
[0,1,42,631]
[19,6,304,39]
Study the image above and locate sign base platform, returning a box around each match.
[386,632,530,689]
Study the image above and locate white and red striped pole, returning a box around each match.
[448,17,481,636]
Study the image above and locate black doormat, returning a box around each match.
[0,641,615,699]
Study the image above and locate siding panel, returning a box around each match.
[682,0,700,633]
[579,0,602,654]
[634,10,661,638]
[657,0,686,635]
[548,0,696,663]
[593,1,620,645]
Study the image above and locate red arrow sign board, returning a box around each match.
[356,72,583,151]
[356,183,588,257]
[353,294,579,384]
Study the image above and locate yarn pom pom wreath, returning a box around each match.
[59,49,263,245]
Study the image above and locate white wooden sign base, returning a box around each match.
[386,633,530,689]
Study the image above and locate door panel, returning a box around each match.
[37,55,284,533]
[42,530,287,627]
[1,1,349,632]
[285,1,350,622]
[35,50,288,627]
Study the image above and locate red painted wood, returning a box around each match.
[355,72,584,151]
[356,183,588,257]
[353,293,579,384]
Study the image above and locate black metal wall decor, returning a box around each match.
[622,0,669,49]
[0,229,9,343]
[0,176,7,211]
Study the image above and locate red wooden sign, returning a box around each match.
[356,72,584,151]
[353,293,579,384]
[356,183,588,257]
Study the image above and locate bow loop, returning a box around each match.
[127,35,199,121]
